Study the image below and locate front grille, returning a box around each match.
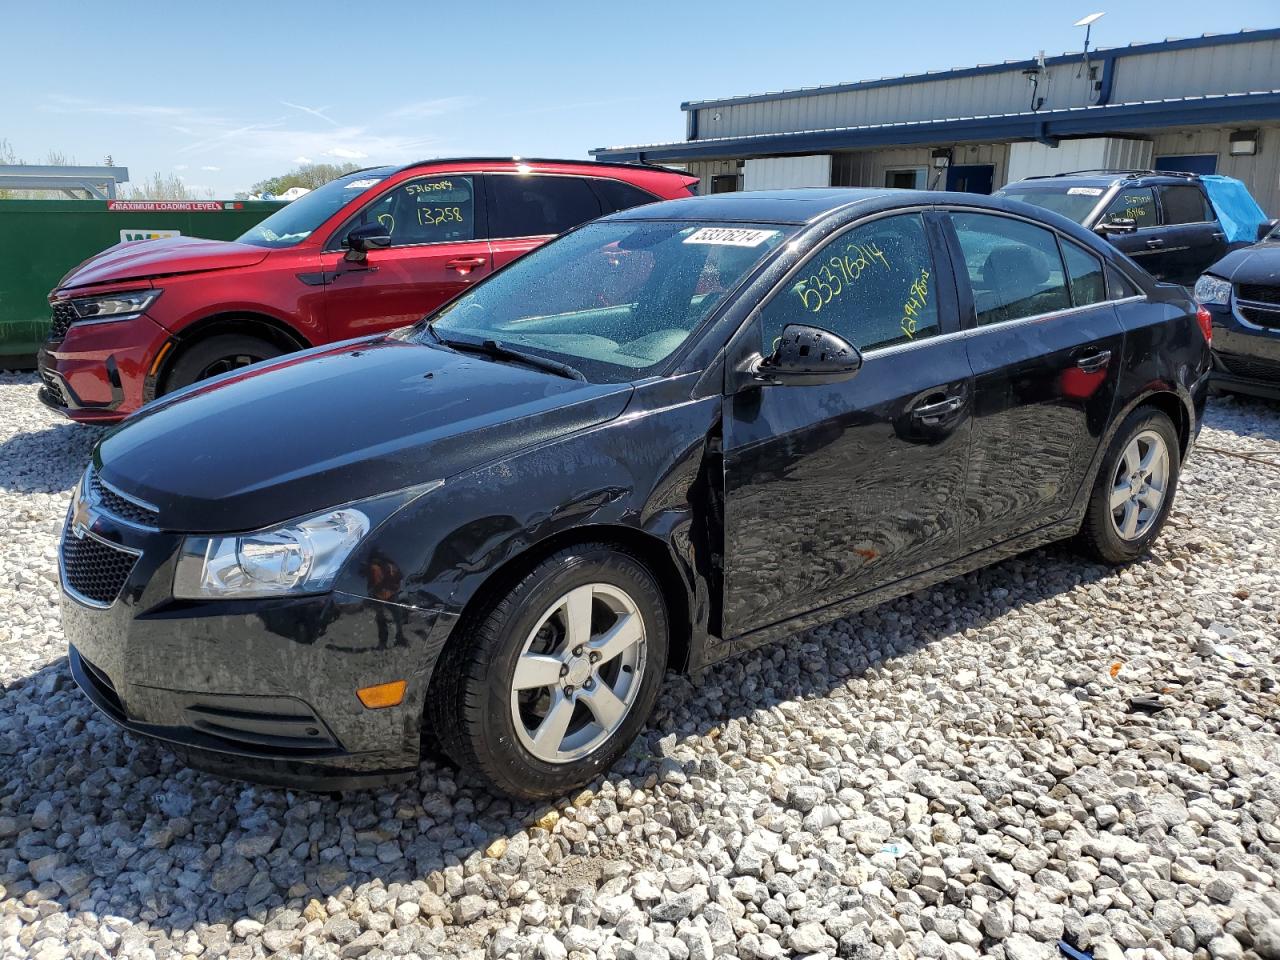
[1238,283,1280,305]
[60,520,138,606]
[1238,303,1280,330]
[76,650,126,720]
[88,469,159,527]
[49,302,77,341]
[1218,352,1280,382]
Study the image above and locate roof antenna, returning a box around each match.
[1074,12,1105,82]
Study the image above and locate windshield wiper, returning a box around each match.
[428,328,586,382]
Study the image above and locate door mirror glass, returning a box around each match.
[1096,218,1137,236]
[344,223,392,262]
[756,323,863,386]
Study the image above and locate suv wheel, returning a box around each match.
[430,544,669,800]
[163,333,283,394]
[1077,407,1180,565]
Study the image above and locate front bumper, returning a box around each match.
[1207,301,1280,400]
[60,514,458,790]
[37,313,170,423]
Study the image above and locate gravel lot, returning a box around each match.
[1,370,1278,960]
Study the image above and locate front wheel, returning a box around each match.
[430,544,669,800]
[1076,407,1181,565]
[162,333,283,394]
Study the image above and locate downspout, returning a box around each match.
[1096,54,1116,106]
[686,107,698,142]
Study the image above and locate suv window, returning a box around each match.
[1061,240,1106,307]
[592,178,659,214]
[1101,187,1156,227]
[760,213,939,354]
[951,212,1070,325]
[343,175,477,247]
[487,174,603,239]
[1159,184,1213,225]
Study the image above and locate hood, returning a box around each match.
[57,235,271,291]
[1205,240,1280,285]
[94,338,633,533]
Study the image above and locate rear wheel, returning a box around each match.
[430,544,668,800]
[1076,407,1180,565]
[162,333,283,394]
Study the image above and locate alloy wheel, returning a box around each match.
[1109,429,1170,541]
[199,354,262,380]
[510,582,647,764]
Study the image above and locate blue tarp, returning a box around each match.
[1201,175,1269,244]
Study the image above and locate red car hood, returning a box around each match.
[57,235,271,291]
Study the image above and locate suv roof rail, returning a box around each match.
[1021,168,1200,182]
[395,156,695,177]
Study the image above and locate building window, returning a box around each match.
[884,168,927,190]
[710,174,741,194]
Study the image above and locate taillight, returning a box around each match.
[1195,304,1213,345]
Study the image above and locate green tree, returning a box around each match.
[251,161,360,197]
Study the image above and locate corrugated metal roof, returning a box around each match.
[678,28,1280,112]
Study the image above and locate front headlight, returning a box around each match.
[70,289,161,322]
[1193,275,1231,306]
[172,481,441,599]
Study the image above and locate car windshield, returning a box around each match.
[236,168,394,248]
[415,219,795,382]
[995,184,1108,224]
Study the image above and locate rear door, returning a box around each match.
[722,210,972,636]
[485,173,604,271]
[1097,186,1172,279]
[319,173,491,338]
[1155,183,1227,285]
[945,210,1124,551]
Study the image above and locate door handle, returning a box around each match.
[1074,349,1112,373]
[1145,238,1165,249]
[445,256,487,275]
[911,395,964,421]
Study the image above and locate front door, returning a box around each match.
[947,164,995,195]
[945,210,1124,550]
[319,173,491,339]
[722,211,972,637]
[1097,186,1175,280]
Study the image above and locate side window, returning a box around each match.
[487,175,603,239]
[1108,266,1142,300]
[346,175,477,247]
[1159,185,1213,225]
[1061,240,1106,307]
[1101,187,1156,226]
[950,212,1071,325]
[760,214,938,355]
[592,179,659,214]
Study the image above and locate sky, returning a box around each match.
[3,0,1277,196]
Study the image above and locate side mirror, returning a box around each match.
[754,323,863,386]
[1096,218,1137,237]
[1257,219,1278,242]
[344,223,392,262]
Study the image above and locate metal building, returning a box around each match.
[592,29,1280,214]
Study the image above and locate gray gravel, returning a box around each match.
[1,370,1278,960]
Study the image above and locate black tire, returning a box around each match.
[430,544,669,800]
[162,333,283,394]
[1076,406,1181,565]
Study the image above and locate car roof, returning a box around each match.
[1003,169,1203,189]
[389,157,692,178]
[605,188,1032,225]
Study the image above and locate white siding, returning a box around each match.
[1006,138,1153,183]
[1111,38,1280,102]
[743,155,832,190]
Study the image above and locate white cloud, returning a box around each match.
[201,165,221,171]
[325,146,368,160]
[174,164,188,171]
[294,155,312,164]
[386,97,473,120]
[281,101,338,125]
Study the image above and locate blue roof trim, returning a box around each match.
[593,92,1280,163]
[677,28,1280,113]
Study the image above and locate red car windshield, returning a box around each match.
[237,168,394,248]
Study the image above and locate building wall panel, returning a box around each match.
[1111,39,1280,101]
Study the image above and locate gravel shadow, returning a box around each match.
[0,542,1114,935]
[0,423,103,494]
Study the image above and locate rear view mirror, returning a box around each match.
[755,323,863,386]
[1096,218,1137,236]
[344,223,392,262]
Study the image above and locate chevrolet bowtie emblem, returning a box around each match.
[71,491,95,538]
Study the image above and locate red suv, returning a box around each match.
[38,158,697,423]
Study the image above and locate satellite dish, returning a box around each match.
[1074,12,1105,26]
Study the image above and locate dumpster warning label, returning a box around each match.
[107,201,245,212]
[120,229,181,243]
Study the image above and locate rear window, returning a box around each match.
[1159,185,1213,225]
[487,174,602,238]
[592,179,659,214]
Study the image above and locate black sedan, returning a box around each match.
[1196,229,1280,400]
[60,189,1211,799]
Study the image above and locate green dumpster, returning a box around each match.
[0,199,285,366]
